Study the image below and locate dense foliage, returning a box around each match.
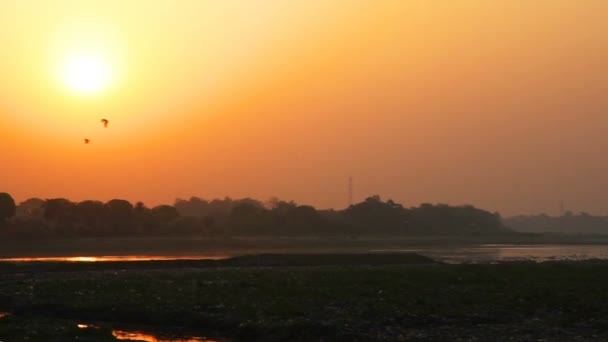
[0,192,510,238]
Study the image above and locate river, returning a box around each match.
[371,244,608,263]
[2,244,608,264]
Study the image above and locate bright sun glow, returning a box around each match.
[62,51,112,94]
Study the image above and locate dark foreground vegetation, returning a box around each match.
[2,254,608,341]
[0,192,510,239]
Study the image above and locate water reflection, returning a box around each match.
[0,255,227,262]
[4,245,608,264]
[371,244,608,263]
[76,323,221,342]
[112,330,219,342]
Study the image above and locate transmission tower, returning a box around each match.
[348,176,353,207]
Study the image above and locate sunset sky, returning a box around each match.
[1,0,607,216]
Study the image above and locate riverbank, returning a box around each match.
[1,254,608,341]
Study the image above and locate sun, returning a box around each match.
[61,51,112,95]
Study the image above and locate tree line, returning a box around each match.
[0,192,510,239]
[505,212,608,235]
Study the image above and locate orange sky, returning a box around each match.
[1,0,607,215]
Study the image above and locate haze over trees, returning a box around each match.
[0,192,511,239]
[505,213,608,235]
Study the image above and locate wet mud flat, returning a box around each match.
[1,254,608,341]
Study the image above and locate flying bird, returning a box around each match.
[84,139,90,144]
[101,119,109,128]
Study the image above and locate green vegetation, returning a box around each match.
[1,254,608,341]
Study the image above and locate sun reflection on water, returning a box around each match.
[0,255,227,262]
[112,330,218,342]
[76,324,221,341]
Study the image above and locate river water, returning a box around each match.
[76,323,223,342]
[0,255,228,262]
[371,244,608,263]
[1,244,608,264]
[111,329,220,342]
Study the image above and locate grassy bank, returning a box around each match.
[1,254,608,341]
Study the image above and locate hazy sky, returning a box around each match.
[1,0,607,215]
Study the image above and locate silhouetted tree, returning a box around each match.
[151,205,179,223]
[231,201,263,217]
[345,195,406,233]
[229,200,271,234]
[134,201,147,213]
[208,197,237,217]
[43,198,76,234]
[505,212,608,234]
[16,198,45,219]
[74,200,105,233]
[43,199,75,222]
[175,196,208,218]
[1,193,512,238]
[0,192,16,222]
[270,200,297,228]
[132,201,153,234]
[274,203,324,234]
[202,215,216,228]
[102,199,134,234]
[408,203,505,235]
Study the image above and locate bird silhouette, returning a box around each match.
[101,119,109,128]
[84,139,90,144]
